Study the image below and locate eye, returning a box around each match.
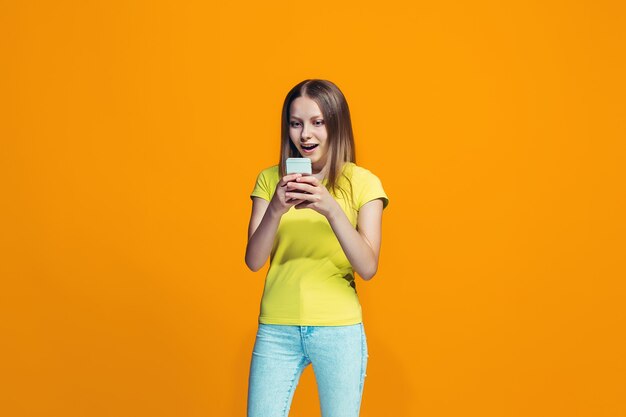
[289,121,301,128]
[314,120,325,126]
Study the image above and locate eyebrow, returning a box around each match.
[290,115,323,120]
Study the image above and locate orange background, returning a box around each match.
[2,1,625,416]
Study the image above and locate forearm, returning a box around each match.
[245,205,282,271]
[326,205,377,280]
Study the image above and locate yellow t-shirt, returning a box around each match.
[249,162,389,326]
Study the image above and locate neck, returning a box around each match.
[311,162,327,177]
[311,161,345,181]
[311,169,326,181]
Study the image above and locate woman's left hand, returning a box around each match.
[285,175,340,218]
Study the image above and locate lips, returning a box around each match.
[301,144,318,154]
[301,144,318,150]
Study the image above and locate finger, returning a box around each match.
[288,182,316,194]
[280,173,302,186]
[287,197,305,205]
[295,175,319,186]
[294,200,310,209]
[286,191,312,201]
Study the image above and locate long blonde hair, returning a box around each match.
[278,79,357,205]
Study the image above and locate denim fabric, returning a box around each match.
[247,323,368,417]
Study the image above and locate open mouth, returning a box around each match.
[301,144,319,152]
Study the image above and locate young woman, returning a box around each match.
[245,79,389,417]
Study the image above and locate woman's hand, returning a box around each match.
[285,175,341,218]
[269,173,306,216]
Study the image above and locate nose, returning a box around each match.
[300,122,312,140]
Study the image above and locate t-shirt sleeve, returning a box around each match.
[250,169,272,201]
[357,170,389,210]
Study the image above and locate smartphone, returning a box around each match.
[286,157,312,175]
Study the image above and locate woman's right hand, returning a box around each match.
[269,173,304,216]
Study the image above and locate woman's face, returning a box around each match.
[289,96,329,174]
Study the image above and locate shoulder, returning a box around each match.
[258,164,279,177]
[250,164,280,201]
[254,164,280,183]
[343,162,389,209]
[343,162,382,183]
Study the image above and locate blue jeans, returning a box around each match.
[247,323,368,417]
